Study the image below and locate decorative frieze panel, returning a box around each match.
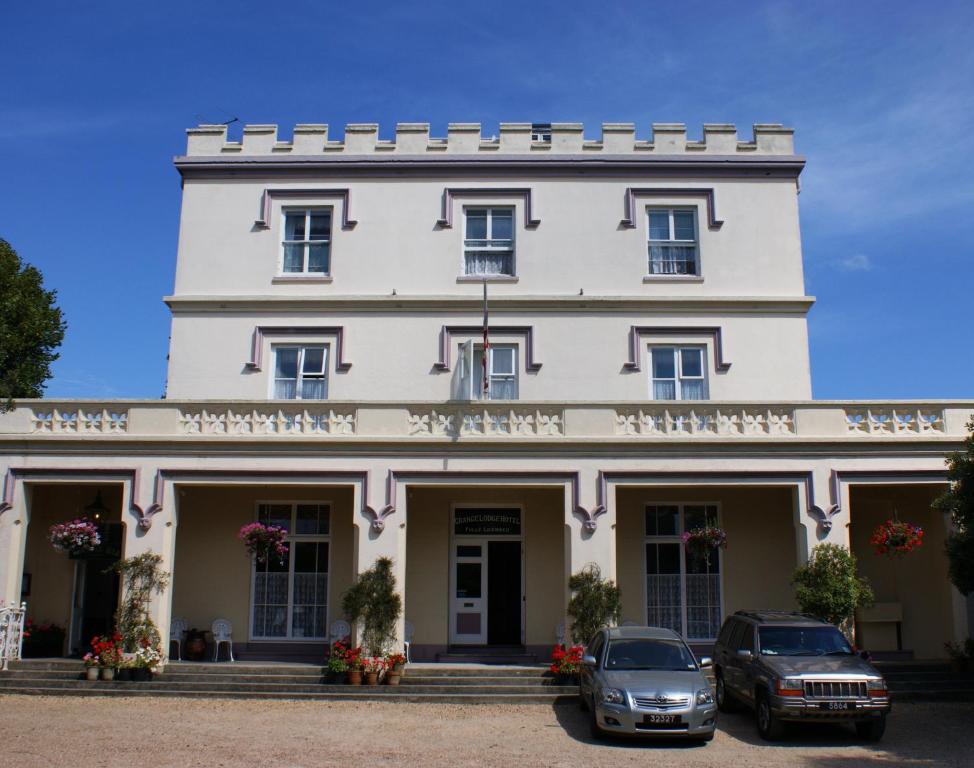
[30,408,129,434]
[178,409,356,436]
[614,408,795,437]
[845,408,945,436]
[407,408,564,437]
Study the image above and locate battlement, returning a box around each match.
[183,122,795,157]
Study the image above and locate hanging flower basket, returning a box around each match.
[48,518,101,556]
[238,522,288,565]
[681,526,727,565]
[870,519,923,557]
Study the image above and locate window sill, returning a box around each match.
[642,274,704,283]
[456,275,519,283]
[272,275,333,284]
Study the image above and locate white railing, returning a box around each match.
[0,602,27,671]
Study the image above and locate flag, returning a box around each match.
[482,279,490,395]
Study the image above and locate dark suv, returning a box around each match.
[713,611,890,741]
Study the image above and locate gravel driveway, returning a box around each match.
[0,695,969,767]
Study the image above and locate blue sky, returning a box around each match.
[1,0,971,400]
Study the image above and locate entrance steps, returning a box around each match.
[873,661,974,702]
[435,645,538,665]
[0,659,575,703]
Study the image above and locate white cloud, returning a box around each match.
[834,253,872,272]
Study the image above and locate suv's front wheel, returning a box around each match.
[715,672,737,713]
[855,716,886,742]
[756,691,785,741]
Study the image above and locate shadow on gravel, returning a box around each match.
[717,711,874,748]
[551,703,707,749]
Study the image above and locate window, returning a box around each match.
[647,208,698,275]
[531,123,552,143]
[645,504,722,641]
[463,208,514,276]
[282,209,331,274]
[452,341,518,400]
[251,503,330,640]
[650,347,707,400]
[273,346,327,400]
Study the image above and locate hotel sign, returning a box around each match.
[455,508,521,536]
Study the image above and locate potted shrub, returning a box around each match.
[112,552,170,668]
[327,640,350,683]
[682,526,727,566]
[567,564,622,644]
[345,646,364,685]
[363,656,385,685]
[48,518,101,557]
[548,644,584,684]
[91,633,122,681]
[341,557,403,657]
[385,651,406,685]
[82,652,100,681]
[793,543,874,639]
[133,639,164,680]
[238,522,288,565]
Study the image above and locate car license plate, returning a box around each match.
[643,714,681,727]
[819,702,855,711]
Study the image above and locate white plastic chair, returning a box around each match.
[211,618,234,662]
[555,622,566,645]
[403,620,415,663]
[329,620,350,644]
[169,617,188,661]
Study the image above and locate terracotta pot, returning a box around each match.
[100,667,115,681]
[85,666,99,681]
[386,672,401,686]
[347,669,363,685]
[185,635,206,661]
[393,663,405,675]
[365,671,379,685]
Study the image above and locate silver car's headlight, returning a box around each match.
[696,687,715,706]
[600,687,626,704]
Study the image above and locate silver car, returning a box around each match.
[579,626,718,742]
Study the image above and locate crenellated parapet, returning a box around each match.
[184,122,795,157]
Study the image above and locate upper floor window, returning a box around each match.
[452,341,519,400]
[274,345,327,400]
[531,123,552,143]
[647,208,698,276]
[464,208,514,276]
[651,347,707,400]
[283,210,331,275]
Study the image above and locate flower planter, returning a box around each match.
[85,666,99,681]
[116,667,132,681]
[330,671,347,684]
[347,669,363,685]
[100,667,115,681]
[131,667,152,682]
[385,672,401,686]
[364,671,379,685]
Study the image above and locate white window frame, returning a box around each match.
[271,344,328,400]
[452,341,519,401]
[643,502,724,642]
[649,345,708,401]
[462,207,516,277]
[646,207,699,276]
[281,208,332,275]
[249,501,331,642]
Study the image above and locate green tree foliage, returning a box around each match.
[567,563,623,644]
[792,544,874,629]
[0,239,66,410]
[341,557,403,655]
[934,418,974,595]
[113,552,171,652]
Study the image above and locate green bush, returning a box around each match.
[567,564,622,644]
[341,557,402,655]
[934,418,974,596]
[792,544,873,630]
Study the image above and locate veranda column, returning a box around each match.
[562,473,615,640]
[0,476,29,607]
[351,471,406,652]
[795,467,850,566]
[119,467,178,653]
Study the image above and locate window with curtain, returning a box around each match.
[650,347,707,400]
[647,208,698,275]
[645,504,722,641]
[252,503,330,640]
[463,207,515,276]
[282,209,331,274]
[472,345,518,400]
[273,346,327,400]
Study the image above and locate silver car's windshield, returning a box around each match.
[604,639,697,671]
[759,626,853,656]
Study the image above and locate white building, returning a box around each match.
[0,121,969,661]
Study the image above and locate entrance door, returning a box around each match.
[451,541,487,644]
[487,541,521,645]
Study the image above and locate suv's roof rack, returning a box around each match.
[734,610,825,623]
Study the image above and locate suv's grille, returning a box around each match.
[632,695,691,709]
[803,681,867,699]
